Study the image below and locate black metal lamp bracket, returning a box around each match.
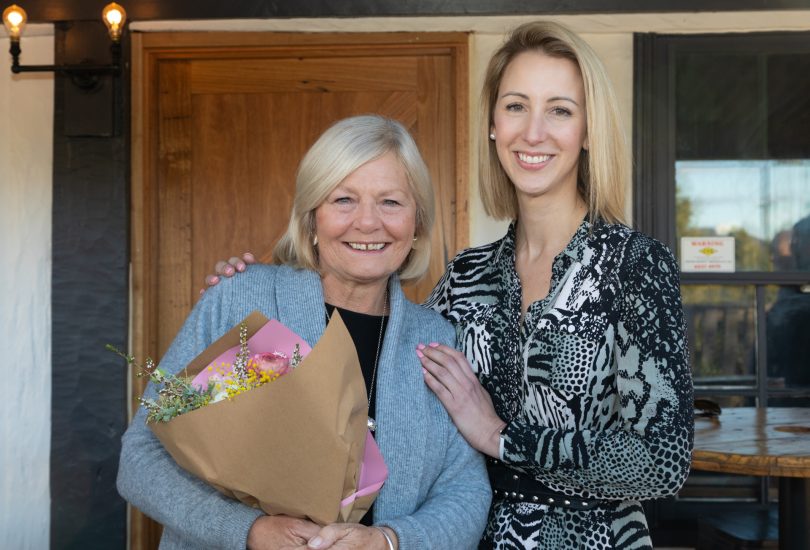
[9,38,121,90]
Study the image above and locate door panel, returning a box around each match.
[131,31,468,550]
[191,57,418,93]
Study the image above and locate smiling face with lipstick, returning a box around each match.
[478,23,628,227]
[491,50,588,207]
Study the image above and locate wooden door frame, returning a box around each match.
[129,30,469,549]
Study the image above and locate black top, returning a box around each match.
[325,303,389,526]
[325,304,389,421]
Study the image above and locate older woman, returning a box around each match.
[116,115,490,550]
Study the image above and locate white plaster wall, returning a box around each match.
[0,26,54,550]
[132,10,810,247]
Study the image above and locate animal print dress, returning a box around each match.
[425,220,693,549]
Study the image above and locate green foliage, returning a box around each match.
[107,344,214,424]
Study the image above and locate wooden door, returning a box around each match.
[130,31,468,549]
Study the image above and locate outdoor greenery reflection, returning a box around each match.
[676,159,810,272]
[675,160,810,386]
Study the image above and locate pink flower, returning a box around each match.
[250,351,291,377]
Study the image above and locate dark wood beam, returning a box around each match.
[13,0,810,23]
[50,21,130,549]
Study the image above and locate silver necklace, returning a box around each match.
[325,289,388,432]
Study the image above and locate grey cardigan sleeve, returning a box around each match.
[116,284,264,549]
[381,425,490,550]
[373,315,491,550]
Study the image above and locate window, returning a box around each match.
[634,31,810,407]
[634,31,810,546]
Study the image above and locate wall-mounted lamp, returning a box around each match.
[3,2,126,88]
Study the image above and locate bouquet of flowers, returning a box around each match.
[114,311,387,525]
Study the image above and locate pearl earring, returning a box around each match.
[313,235,318,246]
[489,133,496,140]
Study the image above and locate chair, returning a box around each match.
[696,505,778,549]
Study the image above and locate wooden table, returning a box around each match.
[692,407,810,550]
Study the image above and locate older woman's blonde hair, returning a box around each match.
[272,115,435,284]
[480,21,628,224]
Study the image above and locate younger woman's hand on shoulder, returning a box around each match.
[418,342,506,457]
[199,252,257,295]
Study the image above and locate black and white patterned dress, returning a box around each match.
[425,219,693,549]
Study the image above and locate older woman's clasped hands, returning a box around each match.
[245,516,396,550]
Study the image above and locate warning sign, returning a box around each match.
[681,237,735,273]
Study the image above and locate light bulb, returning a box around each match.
[3,4,27,40]
[102,2,126,42]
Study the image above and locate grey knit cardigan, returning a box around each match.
[117,265,491,549]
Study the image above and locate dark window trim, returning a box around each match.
[682,273,810,285]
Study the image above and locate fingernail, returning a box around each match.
[199,289,205,295]
[224,266,234,275]
[416,343,425,350]
[309,537,323,549]
[428,342,439,348]
[236,262,245,272]
[422,367,427,375]
[416,349,424,358]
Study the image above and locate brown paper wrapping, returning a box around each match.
[149,311,372,525]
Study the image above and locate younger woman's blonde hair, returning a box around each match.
[272,115,435,284]
[480,21,628,224]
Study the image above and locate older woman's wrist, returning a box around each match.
[373,525,398,550]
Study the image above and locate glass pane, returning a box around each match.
[675,53,764,160]
[676,51,810,159]
[765,284,810,406]
[676,160,810,271]
[683,285,756,386]
[674,47,810,273]
[768,54,810,158]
